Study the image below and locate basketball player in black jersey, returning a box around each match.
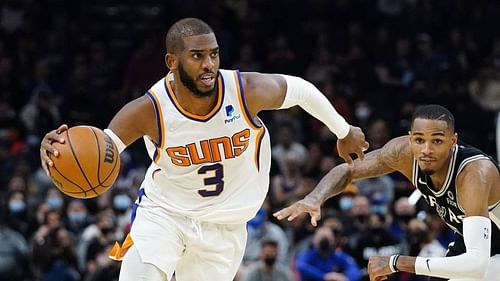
[275,105,500,281]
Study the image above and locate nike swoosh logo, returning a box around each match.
[418,178,427,185]
[426,259,431,271]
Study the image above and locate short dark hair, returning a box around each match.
[410,104,455,131]
[165,18,214,54]
[261,240,278,249]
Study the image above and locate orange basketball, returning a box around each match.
[48,126,121,199]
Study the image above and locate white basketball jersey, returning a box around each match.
[140,69,271,224]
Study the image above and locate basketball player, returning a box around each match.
[39,18,369,281]
[275,105,500,281]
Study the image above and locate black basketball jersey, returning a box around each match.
[411,143,500,255]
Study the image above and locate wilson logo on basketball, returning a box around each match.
[104,135,115,164]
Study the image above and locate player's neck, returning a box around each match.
[170,80,218,116]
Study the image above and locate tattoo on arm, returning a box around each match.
[307,136,408,204]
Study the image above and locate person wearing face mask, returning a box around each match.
[45,188,64,210]
[243,205,289,267]
[65,200,90,236]
[344,214,400,281]
[242,240,293,281]
[6,191,29,238]
[388,196,416,240]
[296,226,361,281]
[113,193,132,213]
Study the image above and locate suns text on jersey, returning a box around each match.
[165,129,250,166]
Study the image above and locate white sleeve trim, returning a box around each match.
[104,128,126,154]
[415,216,491,279]
[279,75,350,139]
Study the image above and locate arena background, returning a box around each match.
[0,1,499,280]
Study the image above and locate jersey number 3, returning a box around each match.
[198,163,224,197]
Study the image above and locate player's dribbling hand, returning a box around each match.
[40,124,68,176]
[368,256,391,281]
[337,125,369,165]
[273,196,321,227]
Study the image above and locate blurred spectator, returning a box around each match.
[5,190,29,238]
[468,61,500,161]
[65,200,91,237]
[31,217,79,281]
[79,209,118,274]
[45,188,65,212]
[0,214,29,280]
[271,151,306,207]
[19,89,61,139]
[242,240,293,281]
[82,241,120,281]
[296,226,360,281]
[232,43,262,72]
[243,207,289,267]
[388,196,416,240]
[271,123,308,173]
[347,214,400,281]
[343,195,371,238]
[406,218,446,258]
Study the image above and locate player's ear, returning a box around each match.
[451,132,458,147]
[165,53,177,70]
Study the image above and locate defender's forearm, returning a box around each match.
[306,164,352,204]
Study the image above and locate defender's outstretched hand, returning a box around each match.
[368,256,392,281]
[337,125,369,165]
[273,196,322,227]
[40,124,68,176]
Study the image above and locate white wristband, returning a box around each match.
[104,128,126,153]
[279,75,350,139]
[389,255,399,273]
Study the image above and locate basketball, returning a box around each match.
[48,126,121,199]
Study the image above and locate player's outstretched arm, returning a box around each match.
[240,72,368,164]
[273,137,406,226]
[369,160,498,281]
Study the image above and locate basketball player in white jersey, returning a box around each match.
[40,18,369,281]
[275,105,500,281]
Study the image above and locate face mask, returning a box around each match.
[339,197,352,211]
[410,230,427,245]
[319,238,331,253]
[9,199,25,213]
[355,214,368,224]
[68,211,86,223]
[264,256,276,267]
[396,214,413,224]
[47,197,63,209]
[370,227,386,237]
[372,205,387,215]
[113,194,131,210]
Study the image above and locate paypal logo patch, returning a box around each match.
[224,105,241,124]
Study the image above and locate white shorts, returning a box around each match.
[126,195,247,281]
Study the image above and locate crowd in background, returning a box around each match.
[0,0,499,280]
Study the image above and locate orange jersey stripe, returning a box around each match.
[254,127,265,171]
[234,71,260,130]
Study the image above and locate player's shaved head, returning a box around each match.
[166,18,214,54]
[411,104,455,131]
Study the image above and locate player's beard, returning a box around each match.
[179,63,217,98]
[421,168,435,176]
